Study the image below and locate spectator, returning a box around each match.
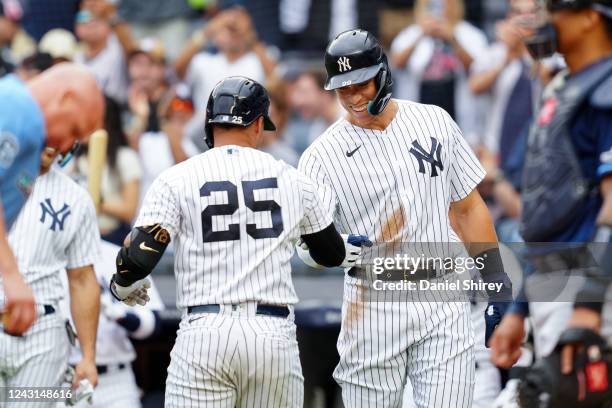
[125,37,171,148]
[13,52,53,80]
[262,76,299,166]
[38,28,79,63]
[117,0,193,61]
[74,1,136,104]
[288,69,343,152]
[469,0,537,160]
[0,0,35,76]
[136,84,198,207]
[280,0,380,51]
[174,7,276,110]
[68,96,142,246]
[390,0,488,140]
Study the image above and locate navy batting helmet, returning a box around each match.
[546,0,612,14]
[324,29,393,115]
[204,76,276,149]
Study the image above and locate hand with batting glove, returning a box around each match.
[109,276,151,306]
[340,234,372,268]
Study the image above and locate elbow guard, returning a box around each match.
[114,224,170,287]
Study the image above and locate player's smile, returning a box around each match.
[351,104,368,113]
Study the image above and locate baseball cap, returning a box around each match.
[39,29,78,61]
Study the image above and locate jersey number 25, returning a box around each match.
[200,177,284,242]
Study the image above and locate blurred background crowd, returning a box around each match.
[0,0,558,249]
[0,0,566,406]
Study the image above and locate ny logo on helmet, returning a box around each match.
[337,57,351,73]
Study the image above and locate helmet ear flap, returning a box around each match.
[205,122,214,149]
[367,65,393,115]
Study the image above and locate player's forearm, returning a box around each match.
[301,224,345,267]
[450,190,512,298]
[68,266,100,361]
[113,224,170,287]
[0,210,19,278]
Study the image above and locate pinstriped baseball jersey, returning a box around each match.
[135,145,333,310]
[299,99,485,243]
[299,99,485,407]
[1,168,101,306]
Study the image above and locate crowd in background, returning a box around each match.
[0,0,560,256]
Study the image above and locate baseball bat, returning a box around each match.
[87,129,108,213]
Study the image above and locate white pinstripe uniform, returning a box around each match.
[0,168,100,407]
[59,240,164,408]
[135,146,334,407]
[299,100,485,408]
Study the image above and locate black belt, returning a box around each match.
[187,304,290,318]
[96,363,126,375]
[348,267,440,282]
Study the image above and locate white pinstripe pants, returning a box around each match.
[0,313,69,408]
[165,307,304,408]
[334,276,475,408]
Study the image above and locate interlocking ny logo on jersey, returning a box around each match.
[39,198,71,231]
[337,56,351,72]
[409,137,444,177]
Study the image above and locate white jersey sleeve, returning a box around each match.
[135,174,180,236]
[296,172,334,235]
[298,148,338,221]
[447,117,486,201]
[66,195,101,269]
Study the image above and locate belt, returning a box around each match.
[96,363,126,375]
[348,267,440,282]
[187,304,290,318]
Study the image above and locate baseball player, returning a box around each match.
[0,63,104,336]
[0,146,101,406]
[297,29,512,407]
[108,76,371,407]
[60,240,163,408]
[489,0,612,399]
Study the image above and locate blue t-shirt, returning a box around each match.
[550,57,612,242]
[0,75,46,229]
